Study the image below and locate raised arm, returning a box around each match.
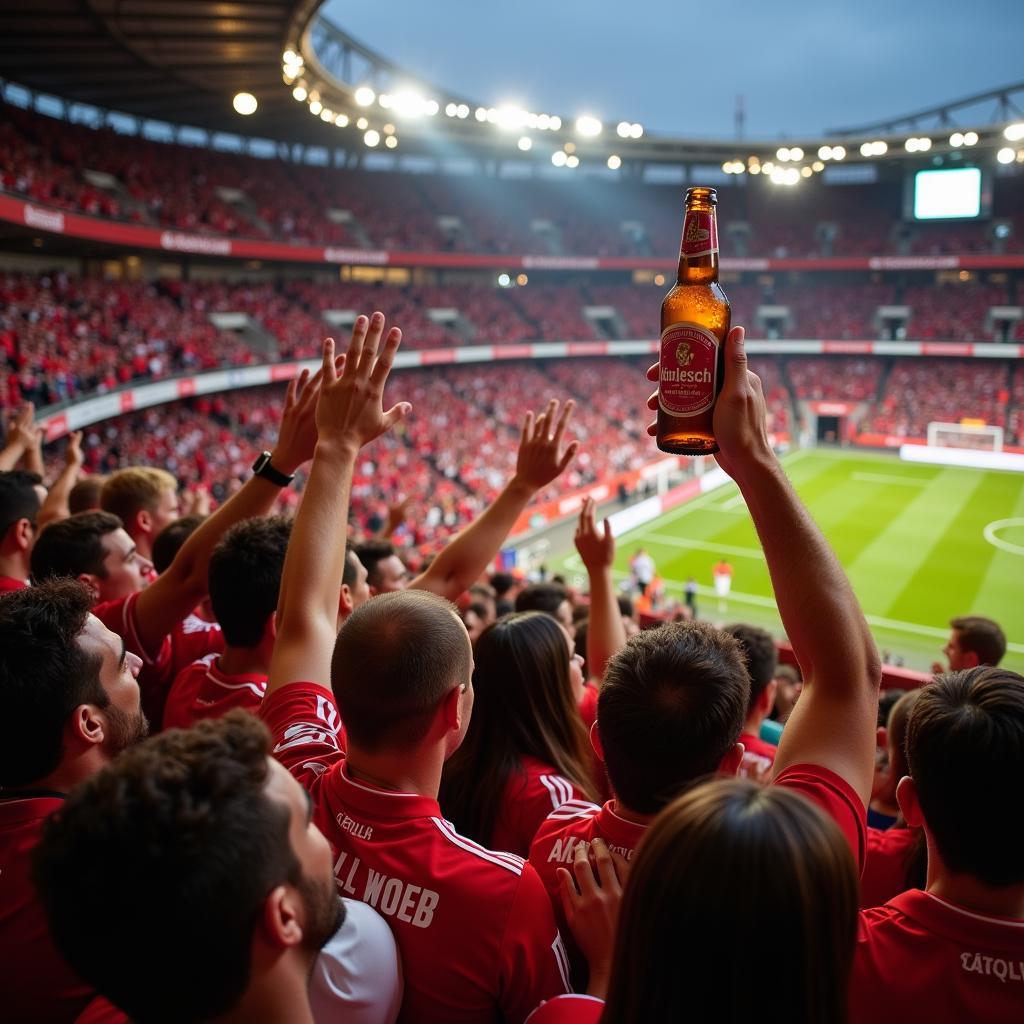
[267,315,409,698]
[0,405,37,472]
[574,497,627,684]
[132,367,321,655]
[647,327,881,805]
[411,398,578,600]
[37,431,82,527]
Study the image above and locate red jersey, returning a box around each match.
[860,826,921,909]
[851,890,1024,1024]
[577,683,598,730]
[772,763,867,872]
[529,798,648,986]
[0,574,27,592]
[525,996,604,1024]
[163,654,266,731]
[0,792,94,1022]
[261,682,571,1024]
[739,730,777,781]
[491,756,589,857]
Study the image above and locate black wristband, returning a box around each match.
[251,451,295,487]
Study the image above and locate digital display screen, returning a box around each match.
[913,167,983,220]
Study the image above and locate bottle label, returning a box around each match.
[680,210,718,259]
[658,323,719,417]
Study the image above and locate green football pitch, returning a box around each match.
[553,448,1024,675]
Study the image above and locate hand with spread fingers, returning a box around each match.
[574,496,615,573]
[512,397,579,494]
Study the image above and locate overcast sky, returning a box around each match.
[322,0,1024,139]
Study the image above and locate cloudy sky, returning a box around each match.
[322,0,1024,139]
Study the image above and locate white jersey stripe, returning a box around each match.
[430,818,525,876]
[551,933,572,993]
[432,818,525,871]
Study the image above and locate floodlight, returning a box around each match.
[607,154,621,169]
[354,86,376,107]
[364,129,380,147]
[518,136,533,151]
[576,116,602,137]
[551,151,568,167]
[997,147,1016,164]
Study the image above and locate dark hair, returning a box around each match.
[68,475,106,515]
[208,516,291,647]
[574,618,589,661]
[353,538,398,588]
[30,511,123,582]
[515,582,569,617]
[724,623,778,714]
[0,469,43,537]
[440,612,597,846]
[876,688,906,729]
[489,572,515,597]
[0,580,107,786]
[616,594,635,619]
[598,621,750,814]
[150,514,206,575]
[603,778,859,1024]
[950,616,1006,667]
[32,712,329,1024]
[331,589,471,751]
[906,667,1024,887]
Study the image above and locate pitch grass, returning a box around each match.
[553,449,1024,675]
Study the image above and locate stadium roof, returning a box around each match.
[0,0,325,141]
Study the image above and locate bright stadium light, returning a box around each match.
[918,137,932,151]
[282,49,297,64]
[356,116,369,130]
[818,145,833,159]
[334,113,349,127]
[629,123,643,138]
[963,131,978,146]
[859,142,872,156]
[812,160,825,171]
[777,147,791,161]
[232,93,257,116]
[748,163,761,175]
[566,154,580,168]
[607,154,622,169]
[874,140,888,155]
[308,100,322,116]
[445,102,458,117]
[364,129,381,147]
[550,116,563,131]
[320,108,333,122]
[576,115,602,137]
[832,145,846,160]
[292,85,307,102]
[761,161,775,174]
[425,100,439,116]
[790,146,804,160]
[905,137,918,152]
[518,136,533,151]
[457,104,470,118]
[617,121,631,138]
[551,150,568,167]
[949,132,965,147]
[385,135,399,148]
[383,123,396,135]
[497,273,512,287]
[1004,123,1024,142]
[354,86,376,107]
[801,166,812,177]
[997,147,1016,164]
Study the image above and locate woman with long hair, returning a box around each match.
[533,777,860,1024]
[440,611,599,856]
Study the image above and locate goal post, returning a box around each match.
[927,421,1004,453]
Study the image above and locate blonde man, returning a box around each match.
[101,468,180,564]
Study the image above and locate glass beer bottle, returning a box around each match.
[656,186,731,455]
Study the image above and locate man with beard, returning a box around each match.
[32,711,402,1024]
[0,580,149,1021]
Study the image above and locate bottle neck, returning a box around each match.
[676,204,719,284]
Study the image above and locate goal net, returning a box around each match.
[927,421,1004,453]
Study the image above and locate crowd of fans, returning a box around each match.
[4,269,1023,413]
[0,316,1018,1024]
[4,103,1023,257]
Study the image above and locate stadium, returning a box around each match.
[1,3,1023,1022]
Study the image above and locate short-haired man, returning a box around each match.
[32,712,402,1024]
[932,615,1006,673]
[28,370,321,728]
[68,474,105,515]
[723,622,780,780]
[100,466,181,564]
[260,318,572,1022]
[851,666,1024,1023]
[0,469,45,592]
[530,327,881,987]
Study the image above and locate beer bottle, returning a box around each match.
[656,186,731,455]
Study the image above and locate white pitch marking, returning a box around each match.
[983,518,1024,557]
[642,533,765,561]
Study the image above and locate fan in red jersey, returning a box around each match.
[260,318,574,1022]
[723,622,781,782]
[31,711,402,1024]
[439,610,599,856]
[28,367,323,727]
[164,517,370,730]
[100,466,181,566]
